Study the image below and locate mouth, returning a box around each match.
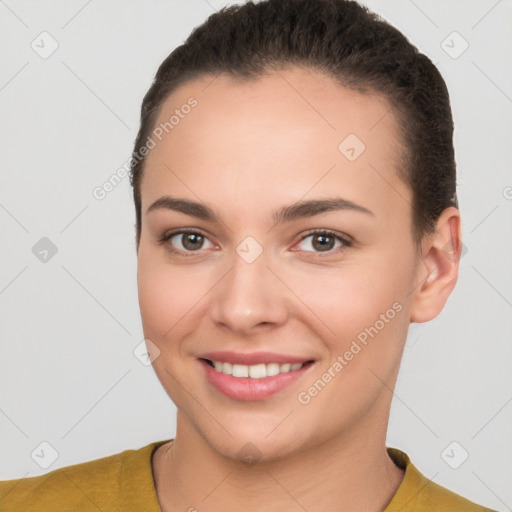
[200,358,314,378]
[198,352,316,401]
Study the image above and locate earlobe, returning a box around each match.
[409,207,462,323]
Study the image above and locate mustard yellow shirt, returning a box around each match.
[0,440,497,511]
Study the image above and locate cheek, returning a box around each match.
[292,267,410,422]
[293,264,406,338]
[136,248,214,342]
[290,250,414,382]
[137,249,183,340]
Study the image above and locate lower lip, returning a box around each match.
[200,359,313,401]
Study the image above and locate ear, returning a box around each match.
[409,206,462,323]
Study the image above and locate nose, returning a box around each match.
[209,249,289,335]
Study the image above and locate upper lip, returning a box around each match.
[199,351,314,366]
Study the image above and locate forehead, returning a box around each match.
[141,67,410,224]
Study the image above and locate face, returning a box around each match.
[137,67,422,461]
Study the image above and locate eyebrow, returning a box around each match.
[146,196,374,224]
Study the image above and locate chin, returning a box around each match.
[212,435,301,465]
[186,414,295,460]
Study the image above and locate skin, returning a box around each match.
[136,66,462,512]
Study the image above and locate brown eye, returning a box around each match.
[180,233,205,251]
[311,233,336,252]
[296,230,351,255]
[160,229,215,256]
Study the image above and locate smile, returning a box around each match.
[198,352,315,401]
[206,360,306,378]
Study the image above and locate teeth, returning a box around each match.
[232,364,249,377]
[210,360,306,378]
[266,363,280,377]
[249,363,266,379]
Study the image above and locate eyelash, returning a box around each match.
[158,228,353,257]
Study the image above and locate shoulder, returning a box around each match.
[0,448,128,511]
[0,440,168,512]
[385,447,498,512]
[410,477,497,512]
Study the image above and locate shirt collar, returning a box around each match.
[124,440,434,512]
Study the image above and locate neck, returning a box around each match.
[153,413,404,512]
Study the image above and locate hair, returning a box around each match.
[129,0,458,249]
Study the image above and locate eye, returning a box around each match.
[159,228,215,256]
[294,229,352,255]
[158,228,352,257]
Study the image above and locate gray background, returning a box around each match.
[0,0,511,510]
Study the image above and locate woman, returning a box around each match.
[0,0,499,510]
